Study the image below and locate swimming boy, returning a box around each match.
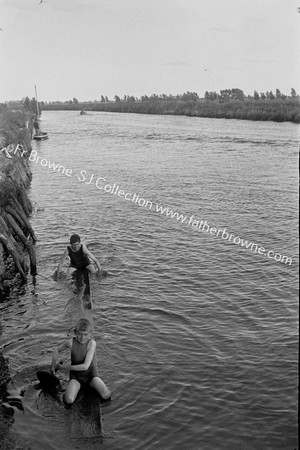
[51,318,111,404]
[56,234,102,278]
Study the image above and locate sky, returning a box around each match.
[1,0,300,102]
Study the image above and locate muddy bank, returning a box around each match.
[0,106,37,291]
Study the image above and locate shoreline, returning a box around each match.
[0,106,37,290]
[42,98,300,124]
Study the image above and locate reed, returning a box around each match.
[43,98,300,123]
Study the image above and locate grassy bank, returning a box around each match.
[43,98,300,124]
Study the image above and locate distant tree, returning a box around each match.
[22,96,36,113]
[100,95,105,103]
[182,91,199,101]
[23,96,31,110]
[275,89,282,99]
[73,97,79,104]
[266,91,275,100]
[260,92,266,100]
[253,90,259,100]
[105,96,109,102]
[114,95,121,103]
[291,88,297,98]
[219,89,231,102]
[204,91,218,101]
[231,88,244,101]
[123,95,135,102]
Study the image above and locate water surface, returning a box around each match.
[0,111,298,449]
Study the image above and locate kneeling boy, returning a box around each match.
[56,234,102,277]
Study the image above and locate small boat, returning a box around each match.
[33,132,48,141]
[80,110,87,115]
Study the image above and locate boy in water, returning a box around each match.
[56,234,102,278]
[51,318,111,404]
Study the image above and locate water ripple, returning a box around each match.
[1,112,298,450]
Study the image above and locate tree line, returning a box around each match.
[25,87,299,123]
[6,88,299,114]
[204,88,298,102]
[40,88,298,106]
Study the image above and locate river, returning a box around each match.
[0,111,298,449]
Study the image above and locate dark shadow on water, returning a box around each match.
[64,269,94,327]
[64,269,91,309]
[34,372,106,441]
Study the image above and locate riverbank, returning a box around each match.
[43,98,300,123]
[0,105,36,291]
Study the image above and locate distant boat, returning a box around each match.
[80,110,87,115]
[33,132,48,141]
[33,85,48,140]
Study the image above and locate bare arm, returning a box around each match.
[82,245,101,271]
[70,339,96,372]
[51,339,72,373]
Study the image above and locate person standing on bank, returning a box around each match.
[55,234,102,278]
[33,116,41,136]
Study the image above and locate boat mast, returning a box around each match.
[35,85,40,117]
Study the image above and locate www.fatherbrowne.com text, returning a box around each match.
[27,150,293,267]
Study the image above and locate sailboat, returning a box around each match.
[33,85,48,141]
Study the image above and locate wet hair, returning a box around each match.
[70,234,81,244]
[74,318,91,333]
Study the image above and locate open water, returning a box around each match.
[0,111,298,450]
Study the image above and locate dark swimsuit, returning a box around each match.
[68,245,90,269]
[69,338,98,385]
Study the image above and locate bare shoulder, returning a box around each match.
[88,339,96,349]
[81,239,91,248]
[82,244,93,256]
